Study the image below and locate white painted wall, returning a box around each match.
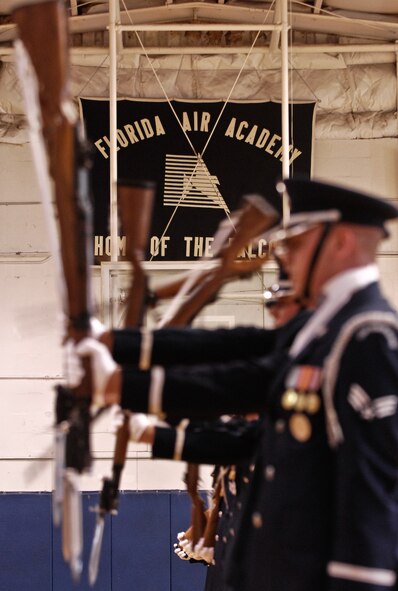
[1,137,398,491]
[313,138,398,307]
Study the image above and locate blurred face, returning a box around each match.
[274,221,381,307]
[277,224,336,305]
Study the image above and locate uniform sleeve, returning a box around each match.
[152,419,261,465]
[112,326,277,367]
[120,354,278,420]
[327,327,398,590]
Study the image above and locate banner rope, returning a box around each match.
[119,0,276,271]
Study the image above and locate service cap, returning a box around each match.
[273,177,398,240]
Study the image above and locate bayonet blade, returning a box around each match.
[69,469,83,583]
[88,514,105,586]
[62,469,83,582]
[52,422,67,527]
[62,472,72,563]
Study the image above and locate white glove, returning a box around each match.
[173,543,190,561]
[178,538,194,559]
[63,338,85,388]
[174,531,214,564]
[90,317,107,339]
[129,413,150,442]
[75,337,117,408]
[108,407,150,442]
[177,531,190,543]
[175,531,194,560]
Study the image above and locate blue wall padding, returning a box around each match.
[0,493,52,591]
[112,492,171,591]
[0,491,207,591]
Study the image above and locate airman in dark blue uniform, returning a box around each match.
[71,178,398,591]
[122,269,304,590]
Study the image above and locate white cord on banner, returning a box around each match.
[119,0,276,270]
[115,0,281,318]
[118,0,230,255]
[201,0,276,159]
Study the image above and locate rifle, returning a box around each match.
[159,194,278,560]
[159,194,278,327]
[89,190,276,575]
[148,257,262,307]
[178,470,223,564]
[88,180,155,586]
[201,474,223,554]
[184,463,208,552]
[12,1,94,581]
[118,180,156,327]
[151,199,263,320]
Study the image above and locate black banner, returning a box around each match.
[79,99,315,261]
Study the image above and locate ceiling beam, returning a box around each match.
[1,1,398,43]
[1,42,396,59]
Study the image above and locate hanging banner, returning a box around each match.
[79,99,316,262]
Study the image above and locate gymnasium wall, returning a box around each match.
[1,136,398,590]
[1,137,398,491]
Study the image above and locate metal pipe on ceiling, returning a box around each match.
[115,23,284,31]
[2,43,397,58]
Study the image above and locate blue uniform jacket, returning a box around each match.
[120,283,398,590]
[225,281,398,591]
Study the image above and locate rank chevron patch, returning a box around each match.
[348,383,398,420]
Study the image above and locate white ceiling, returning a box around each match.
[0,3,398,145]
[2,0,398,54]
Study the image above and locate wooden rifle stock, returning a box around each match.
[88,180,155,584]
[185,464,207,548]
[201,473,223,551]
[118,180,156,327]
[148,202,258,305]
[50,120,94,475]
[148,194,277,316]
[98,180,155,515]
[13,1,94,475]
[13,2,95,582]
[150,270,206,303]
[151,258,265,304]
[164,193,278,326]
[163,194,278,555]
